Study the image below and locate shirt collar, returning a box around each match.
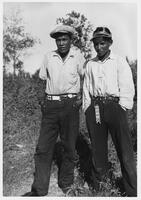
[92,51,116,62]
[52,48,75,58]
[108,51,116,59]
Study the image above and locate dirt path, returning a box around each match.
[8,166,65,197]
[9,168,91,197]
[8,163,91,197]
[3,128,124,197]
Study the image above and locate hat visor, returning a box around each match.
[90,34,112,41]
[50,31,73,38]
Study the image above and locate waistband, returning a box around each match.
[91,95,119,103]
[45,93,77,101]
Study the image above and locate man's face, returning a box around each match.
[56,33,72,54]
[93,36,111,58]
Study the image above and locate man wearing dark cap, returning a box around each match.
[23,25,85,196]
[83,27,137,196]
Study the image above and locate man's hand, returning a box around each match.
[73,93,82,108]
[38,95,45,106]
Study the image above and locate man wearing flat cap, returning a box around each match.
[23,25,85,196]
[50,25,75,38]
[83,27,137,196]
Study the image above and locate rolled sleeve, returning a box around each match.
[82,63,91,112]
[77,52,86,77]
[118,57,135,109]
[39,55,48,80]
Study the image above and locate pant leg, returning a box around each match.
[85,103,109,189]
[58,98,79,189]
[31,101,59,196]
[104,102,137,196]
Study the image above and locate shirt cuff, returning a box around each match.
[120,105,127,111]
[119,98,133,110]
[83,103,91,113]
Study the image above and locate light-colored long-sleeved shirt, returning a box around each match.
[39,48,85,94]
[83,52,135,112]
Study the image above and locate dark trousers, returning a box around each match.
[31,97,79,196]
[85,100,137,196]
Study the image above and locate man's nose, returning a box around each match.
[60,40,64,45]
[97,44,102,50]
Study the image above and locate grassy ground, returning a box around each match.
[3,72,137,196]
[3,107,129,197]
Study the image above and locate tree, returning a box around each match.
[56,11,93,60]
[3,9,39,75]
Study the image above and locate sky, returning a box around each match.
[3,1,137,74]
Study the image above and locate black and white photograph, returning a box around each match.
[2,0,139,198]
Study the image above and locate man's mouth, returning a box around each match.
[97,51,103,54]
[60,46,65,49]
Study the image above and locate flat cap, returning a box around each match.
[50,25,75,38]
[91,27,112,41]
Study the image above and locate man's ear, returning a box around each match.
[108,41,113,48]
[110,39,113,46]
[109,43,112,47]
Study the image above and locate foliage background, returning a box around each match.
[3,10,137,197]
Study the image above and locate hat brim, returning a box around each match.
[50,31,73,39]
[90,34,112,41]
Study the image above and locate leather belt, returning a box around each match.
[45,93,77,101]
[92,95,119,104]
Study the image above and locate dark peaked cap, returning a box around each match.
[90,27,112,41]
[50,25,75,38]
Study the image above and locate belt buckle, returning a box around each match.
[68,94,72,98]
[104,96,107,103]
[53,96,60,101]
